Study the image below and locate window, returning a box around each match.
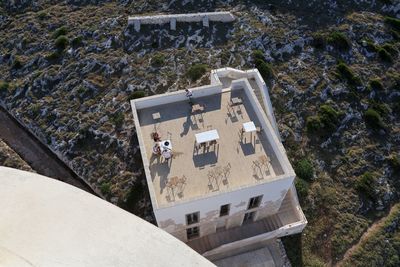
[243,211,255,224]
[248,195,263,209]
[219,204,230,217]
[186,212,199,225]
[186,226,200,239]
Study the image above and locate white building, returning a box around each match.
[131,68,307,264]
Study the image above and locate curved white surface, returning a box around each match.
[0,167,214,267]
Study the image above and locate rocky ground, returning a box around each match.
[1,0,399,266]
[0,139,33,171]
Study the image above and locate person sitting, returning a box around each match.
[151,132,161,142]
[152,143,161,155]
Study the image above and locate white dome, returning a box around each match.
[0,167,214,267]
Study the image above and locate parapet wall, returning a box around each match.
[128,11,235,32]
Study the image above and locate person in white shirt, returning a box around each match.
[185,89,193,104]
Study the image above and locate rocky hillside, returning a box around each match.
[0,139,33,171]
[1,0,399,265]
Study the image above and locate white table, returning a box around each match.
[231,97,242,105]
[243,121,256,132]
[152,112,161,120]
[195,130,219,144]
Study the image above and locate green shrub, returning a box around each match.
[368,100,390,116]
[0,81,9,92]
[100,182,111,196]
[369,79,384,91]
[319,104,340,130]
[327,31,351,50]
[306,116,323,133]
[151,53,165,66]
[30,103,41,118]
[37,11,48,20]
[295,178,309,200]
[186,64,207,82]
[295,159,314,181]
[337,62,361,85]
[378,48,393,62]
[390,29,400,40]
[312,33,325,49]
[12,57,23,69]
[364,40,378,52]
[45,50,61,61]
[381,43,398,55]
[110,112,124,129]
[384,16,400,31]
[388,154,400,172]
[364,108,385,129]
[55,35,69,50]
[252,49,265,61]
[129,90,146,99]
[71,36,83,47]
[257,61,273,80]
[331,213,369,260]
[52,26,68,39]
[306,104,340,134]
[356,172,375,199]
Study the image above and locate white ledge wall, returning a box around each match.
[0,167,214,267]
[128,12,235,31]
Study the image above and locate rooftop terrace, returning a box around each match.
[135,84,287,207]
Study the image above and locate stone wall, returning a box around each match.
[128,12,235,32]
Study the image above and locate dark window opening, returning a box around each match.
[248,195,263,209]
[186,212,199,225]
[186,226,200,239]
[243,211,256,224]
[219,204,230,217]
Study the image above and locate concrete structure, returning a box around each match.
[0,167,214,267]
[131,68,307,264]
[128,12,235,32]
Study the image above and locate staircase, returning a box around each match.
[262,214,283,232]
[248,78,268,115]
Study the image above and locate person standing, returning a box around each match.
[185,89,193,104]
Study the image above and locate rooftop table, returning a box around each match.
[243,121,256,132]
[152,112,161,120]
[195,130,219,144]
[231,97,242,105]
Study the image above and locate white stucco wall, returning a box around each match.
[0,167,214,267]
[128,12,235,25]
[156,175,295,240]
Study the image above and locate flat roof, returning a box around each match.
[133,78,290,208]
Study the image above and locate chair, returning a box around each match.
[214,166,223,177]
[177,175,187,197]
[238,128,244,140]
[167,131,172,139]
[252,160,261,172]
[178,175,187,185]
[196,142,206,151]
[222,163,231,184]
[259,155,270,172]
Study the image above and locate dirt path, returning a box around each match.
[336,204,399,267]
[0,107,100,197]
